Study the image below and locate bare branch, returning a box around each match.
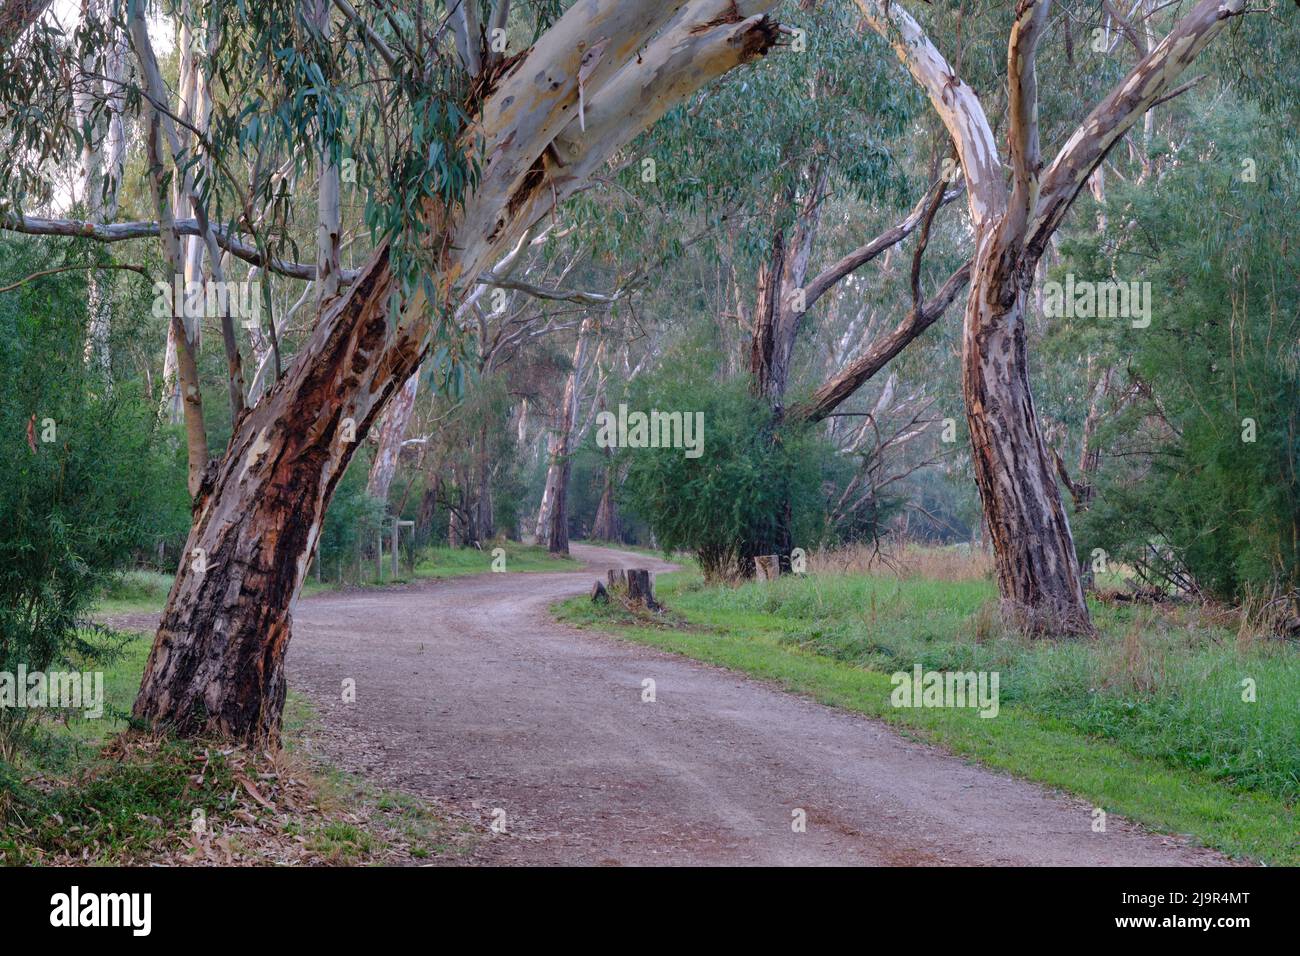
[798,261,972,422]
[0,261,147,294]
[1027,0,1250,264]
[1,214,361,284]
[803,180,961,312]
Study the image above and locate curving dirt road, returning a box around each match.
[285,543,1230,866]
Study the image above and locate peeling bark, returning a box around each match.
[852,0,1249,632]
[962,233,1089,633]
[133,246,413,740]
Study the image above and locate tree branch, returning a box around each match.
[802,179,961,312]
[1,214,361,284]
[1005,0,1051,249]
[853,0,1004,229]
[331,0,399,69]
[0,261,147,294]
[797,260,972,423]
[1027,0,1250,264]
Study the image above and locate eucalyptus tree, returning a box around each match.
[845,0,1290,633]
[610,1,974,567]
[1,0,787,742]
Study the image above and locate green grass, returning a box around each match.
[0,735,243,863]
[556,567,1299,865]
[411,541,574,579]
[96,569,174,617]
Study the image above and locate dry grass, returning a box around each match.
[808,540,994,582]
[1234,585,1300,651]
[966,599,1012,644]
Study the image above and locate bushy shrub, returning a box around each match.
[0,246,183,757]
[1067,106,1300,610]
[619,356,830,581]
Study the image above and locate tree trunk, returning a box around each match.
[962,236,1089,634]
[160,323,184,424]
[143,106,207,496]
[133,247,413,741]
[474,417,495,542]
[626,569,657,609]
[742,164,827,571]
[76,0,123,379]
[748,225,788,406]
[367,369,420,504]
[591,456,620,541]
[537,315,594,551]
[547,449,571,555]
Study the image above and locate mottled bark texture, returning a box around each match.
[853,0,1247,632]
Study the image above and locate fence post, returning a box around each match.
[391,520,400,579]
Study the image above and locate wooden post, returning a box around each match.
[376,530,383,583]
[391,520,400,580]
[755,554,781,581]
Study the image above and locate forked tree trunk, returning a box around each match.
[963,237,1089,634]
[849,0,1246,633]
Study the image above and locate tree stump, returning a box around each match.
[607,568,627,592]
[626,569,658,609]
[755,554,781,581]
[591,580,609,604]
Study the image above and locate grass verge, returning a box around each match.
[555,566,1298,865]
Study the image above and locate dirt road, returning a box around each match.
[286,543,1229,866]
